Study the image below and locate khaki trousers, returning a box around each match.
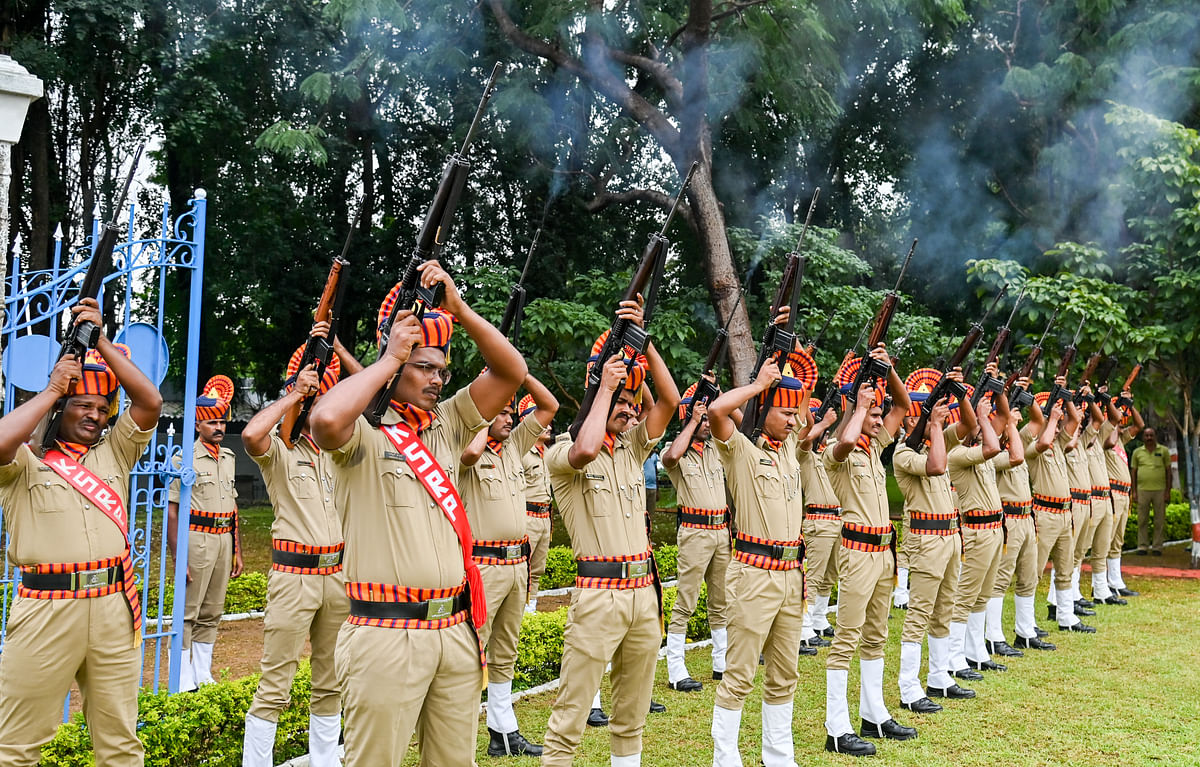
[183,529,232,647]
[249,568,348,720]
[336,620,483,766]
[952,526,1003,621]
[802,518,841,597]
[1109,492,1131,558]
[1035,511,1074,591]
[994,515,1039,598]
[1070,500,1094,569]
[895,513,911,571]
[900,534,959,644]
[542,586,660,764]
[827,547,893,669]
[479,561,529,682]
[1136,488,1167,551]
[527,515,552,597]
[713,561,806,710]
[669,526,730,634]
[0,593,142,766]
[1086,499,1113,575]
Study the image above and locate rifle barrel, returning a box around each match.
[458,63,503,155]
[892,239,917,292]
[518,229,540,284]
[1003,285,1026,327]
[658,161,700,238]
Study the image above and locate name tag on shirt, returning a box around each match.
[759,459,775,467]
[585,473,606,481]
[383,451,404,462]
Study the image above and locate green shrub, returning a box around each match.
[145,571,269,619]
[660,584,710,641]
[540,546,578,590]
[40,661,314,766]
[1125,501,1193,549]
[654,544,678,580]
[513,608,569,690]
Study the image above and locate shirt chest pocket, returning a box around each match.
[192,473,217,504]
[753,466,784,499]
[288,462,318,499]
[29,474,73,514]
[477,464,506,501]
[584,481,614,517]
[381,464,418,511]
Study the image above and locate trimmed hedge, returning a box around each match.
[145,571,269,619]
[540,544,680,591]
[1124,500,1193,549]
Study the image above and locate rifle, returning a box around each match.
[365,63,502,427]
[682,289,745,423]
[1114,363,1143,409]
[971,285,1023,408]
[1006,307,1060,412]
[804,311,835,357]
[1041,315,1086,418]
[40,144,144,452]
[567,161,699,439]
[498,228,539,347]
[282,236,354,446]
[1092,355,1120,407]
[904,286,1007,450]
[846,239,916,403]
[811,320,870,423]
[1072,327,1113,406]
[740,188,820,440]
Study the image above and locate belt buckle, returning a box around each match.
[879,532,894,546]
[505,545,524,560]
[779,545,799,561]
[73,568,109,590]
[624,560,650,579]
[215,516,232,528]
[317,552,342,568]
[425,596,455,621]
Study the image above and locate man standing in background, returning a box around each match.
[1130,427,1172,555]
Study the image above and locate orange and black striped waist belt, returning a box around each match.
[733,532,804,570]
[679,506,728,529]
[1069,489,1091,502]
[961,509,1004,529]
[1002,501,1033,517]
[1110,480,1131,496]
[1091,485,1111,500]
[190,510,235,534]
[271,540,344,574]
[909,511,959,535]
[472,537,530,565]
[346,581,469,628]
[1032,494,1070,513]
[19,557,124,598]
[575,552,654,590]
[526,501,551,518]
[804,503,842,521]
[841,522,894,552]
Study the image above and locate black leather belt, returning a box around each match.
[962,511,1003,525]
[909,516,957,532]
[1033,496,1067,510]
[576,558,652,579]
[1070,490,1090,501]
[680,511,727,526]
[734,538,803,561]
[349,593,469,621]
[804,505,841,517]
[272,548,344,569]
[472,542,531,561]
[841,527,894,547]
[1002,502,1032,516]
[21,564,122,591]
[526,502,550,512]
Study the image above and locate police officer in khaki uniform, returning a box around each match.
[798,401,840,646]
[241,328,354,767]
[168,374,244,692]
[893,368,976,714]
[541,303,680,767]
[519,394,554,613]
[460,374,558,757]
[823,344,912,757]
[309,260,527,767]
[1055,397,1097,620]
[661,382,730,693]
[1081,387,1121,606]
[0,298,161,766]
[946,380,1008,676]
[1101,391,1142,597]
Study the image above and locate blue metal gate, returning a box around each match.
[1,189,207,696]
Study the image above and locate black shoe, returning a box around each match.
[586,708,609,727]
[668,676,702,692]
[1151,549,1163,556]
[893,602,909,610]
[649,700,666,714]
[1117,588,1140,597]
[1075,597,1094,609]
[759,654,765,665]
[821,627,835,637]
[927,683,976,699]
[952,668,983,681]
[802,636,831,648]
[1034,625,1049,637]
[967,659,1007,672]
[1059,622,1097,633]
[799,644,819,656]
[900,697,943,714]
[1075,605,1096,616]
[861,718,918,741]
[1135,549,1149,555]
[986,640,1024,658]
[1046,604,1057,621]
[487,728,544,757]
[825,732,877,756]
[712,670,724,681]
[1097,594,1128,605]
[1013,636,1057,651]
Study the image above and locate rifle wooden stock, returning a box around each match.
[283,256,349,446]
[1122,363,1142,392]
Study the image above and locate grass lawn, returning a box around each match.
[429,573,1199,766]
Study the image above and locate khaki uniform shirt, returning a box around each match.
[327,386,487,589]
[992,450,1032,504]
[0,411,153,566]
[521,447,551,505]
[715,432,802,541]
[1061,430,1091,492]
[948,441,1003,512]
[662,440,726,511]
[169,439,238,515]
[1100,422,1132,483]
[459,414,543,541]
[797,447,839,509]
[545,421,660,559]
[1025,425,1071,498]
[250,433,341,546]
[892,426,959,515]
[1084,427,1109,490]
[824,431,893,528]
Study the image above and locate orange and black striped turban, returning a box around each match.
[74,344,131,401]
[586,329,648,394]
[285,345,341,395]
[376,283,455,355]
[196,375,234,421]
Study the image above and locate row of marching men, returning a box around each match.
[0,271,1145,767]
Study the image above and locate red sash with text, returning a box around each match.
[379,423,487,630]
[39,450,142,637]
